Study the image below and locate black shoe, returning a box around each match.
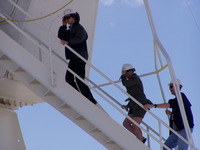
[142,137,147,143]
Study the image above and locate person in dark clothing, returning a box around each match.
[120,63,152,143]
[165,109,174,135]
[144,79,194,150]
[58,8,97,105]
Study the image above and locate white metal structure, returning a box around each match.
[0,0,197,150]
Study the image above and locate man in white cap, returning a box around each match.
[144,79,194,150]
[58,9,97,104]
[120,63,152,143]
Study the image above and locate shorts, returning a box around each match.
[128,107,146,118]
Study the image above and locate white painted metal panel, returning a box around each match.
[0,108,26,150]
[0,79,44,107]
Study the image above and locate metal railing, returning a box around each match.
[0,0,197,149]
[143,0,196,150]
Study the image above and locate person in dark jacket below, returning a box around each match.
[120,63,152,143]
[144,79,194,150]
[58,8,97,105]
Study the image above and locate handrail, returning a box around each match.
[91,65,167,89]
[2,0,74,22]
[143,0,197,149]
[0,15,169,147]
[62,31,195,150]
[1,1,197,149]
[15,30,165,148]
[0,15,166,150]
[0,11,166,148]
[0,6,175,150]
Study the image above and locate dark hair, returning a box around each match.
[71,12,80,23]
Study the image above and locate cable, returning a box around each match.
[0,0,19,24]
[185,0,200,33]
[0,0,75,22]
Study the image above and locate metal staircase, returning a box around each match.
[0,0,198,149]
[0,30,150,150]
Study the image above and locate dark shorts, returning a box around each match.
[128,107,146,118]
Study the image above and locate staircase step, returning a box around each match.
[13,66,25,72]
[0,52,5,58]
[28,81,49,95]
[14,70,34,83]
[59,103,70,109]
[0,57,19,71]
[43,90,54,97]
[105,139,114,144]
[44,95,64,108]
[0,54,9,60]
[74,115,84,120]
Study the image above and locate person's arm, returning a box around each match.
[58,25,67,40]
[60,40,69,45]
[121,105,128,111]
[121,74,138,88]
[144,103,170,110]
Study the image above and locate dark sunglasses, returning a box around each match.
[64,15,71,20]
[169,85,174,88]
[126,69,133,72]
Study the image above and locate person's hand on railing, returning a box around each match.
[60,40,69,45]
[144,104,154,110]
[121,105,128,111]
[165,109,172,115]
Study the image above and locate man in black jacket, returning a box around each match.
[58,8,97,105]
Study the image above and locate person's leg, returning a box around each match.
[123,114,144,141]
[65,59,78,90]
[123,114,134,134]
[72,58,97,104]
[177,128,193,150]
[163,133,178,150]
[131,117,143,141]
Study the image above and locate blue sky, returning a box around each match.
[16,0,200,149]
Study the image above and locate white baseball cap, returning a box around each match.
[64,8,76,16]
